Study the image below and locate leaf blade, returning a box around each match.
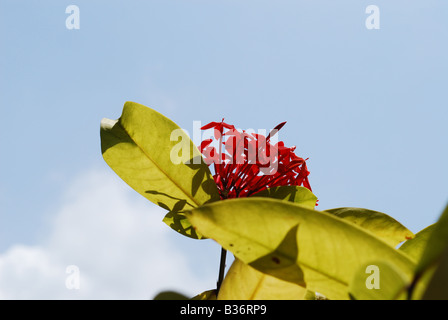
[399,224,436,263]
[252,186,318,209]
[325,207,414,247]
[186,198,416,299]
[218,258,308,300]
[101,102,220,238]
[409,204,448,299]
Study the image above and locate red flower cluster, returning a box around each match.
[199,119,312,199]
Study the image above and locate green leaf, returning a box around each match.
[415,205,448,274]
[252,186,318,209]
[218,258,309,300]
[185,198,415,299]
[153,290,189,300]
[409,204,448,299]
[325,207,415,247]
[399,224,436,263]
[101,101,220,239]
[421,245,448,300]
[349,260,409,300]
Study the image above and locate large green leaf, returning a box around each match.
[325,207,414,247]
[185,198,416,299]
[252,186,318,209]
[101,101,220,238]
[218,258,309,300]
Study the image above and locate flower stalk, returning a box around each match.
[216,247,227,293]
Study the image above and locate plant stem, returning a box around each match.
[216,247,227,292]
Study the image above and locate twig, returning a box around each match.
[216,247,227,292]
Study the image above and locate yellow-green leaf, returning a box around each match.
[252,186,318,209]
[325,207,414,247]
[185,198,416,299]
[153,291,189,300]
[421,246,448,300]
[415,205,448,274]
[101,101,220,239]
[399,224,436,263]
[218,258,308,300]
[409,204,448,299]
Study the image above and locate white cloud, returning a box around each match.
[0,168,220,299]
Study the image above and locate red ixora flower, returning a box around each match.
[199,119,313,200]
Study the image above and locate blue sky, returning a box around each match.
[0,1,447,299]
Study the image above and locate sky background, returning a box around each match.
[0,0,447,299]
